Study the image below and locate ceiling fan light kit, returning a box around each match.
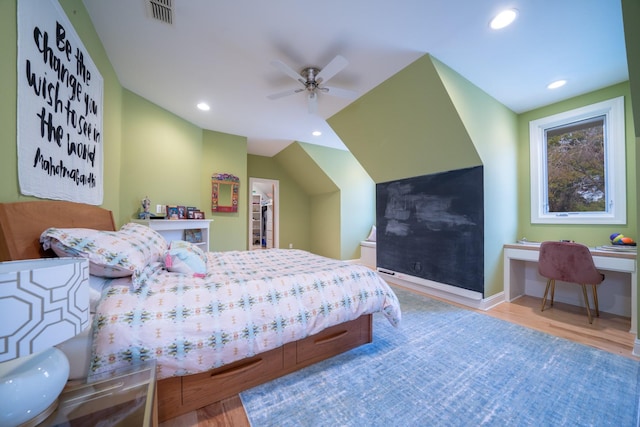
[268,55,358,114]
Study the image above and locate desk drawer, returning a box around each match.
[593,255,636,273]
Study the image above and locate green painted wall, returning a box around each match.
[1,0,123,219]
[310,192,341,258]
[264,142,375,260]
[300,143,376,260]
[120,90,203,221]
[247,155,311,251]
[328,54,482,184]
[432,58,519,298]
[274,143,341,258]
[516,83,637,247]
[202,130,248,251]
[90,86,249,252]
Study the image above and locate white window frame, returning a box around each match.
[529,96,625,224]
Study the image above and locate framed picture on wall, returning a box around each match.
[166,205,179,220]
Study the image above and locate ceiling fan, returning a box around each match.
[267,55,358,114]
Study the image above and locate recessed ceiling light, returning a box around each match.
[547,80,567,89]
[312,131,322,137]
[490,9,517,30]
[197,102,210,111]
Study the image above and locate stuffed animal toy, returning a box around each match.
[164,240,208,277]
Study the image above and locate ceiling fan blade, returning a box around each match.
[316,55,348,84]
[307,92,318,114]
[267,88,303,100]
[321,86,359,99]
[270,59,304,83]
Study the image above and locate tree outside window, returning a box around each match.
[529,97,625,224]
[545,116,605,213]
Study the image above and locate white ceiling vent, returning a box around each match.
[147,0,173,25]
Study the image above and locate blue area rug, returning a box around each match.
[240,286,640,426]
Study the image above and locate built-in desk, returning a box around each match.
[503,243,637,334]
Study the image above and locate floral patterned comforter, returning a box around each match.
[90,249,401,380]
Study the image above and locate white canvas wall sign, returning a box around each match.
[17,0,103,205]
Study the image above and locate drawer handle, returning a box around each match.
[210,359,264,379]
[314,330,348,345]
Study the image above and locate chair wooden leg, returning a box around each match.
[550,280,555,307]
[592,285,600,317]
[541,279,553,311]
[581,284,593,324]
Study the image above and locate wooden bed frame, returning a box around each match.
[0,200,373,422]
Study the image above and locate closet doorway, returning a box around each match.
[248,177,279,250]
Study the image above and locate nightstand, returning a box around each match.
[41,360,157,427]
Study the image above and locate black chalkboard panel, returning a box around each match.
[376,166,484,294]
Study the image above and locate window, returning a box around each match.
[529,96,625,224]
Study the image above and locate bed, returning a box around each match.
[0,200,401,422]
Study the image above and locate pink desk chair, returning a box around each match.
[538,241,605,323]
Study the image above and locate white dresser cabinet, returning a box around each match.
[134,219,213,252]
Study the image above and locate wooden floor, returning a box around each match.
[159,292,638,427]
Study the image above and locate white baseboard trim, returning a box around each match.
[378,269,504,311]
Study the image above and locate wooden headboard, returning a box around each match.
[0,201,116,261]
